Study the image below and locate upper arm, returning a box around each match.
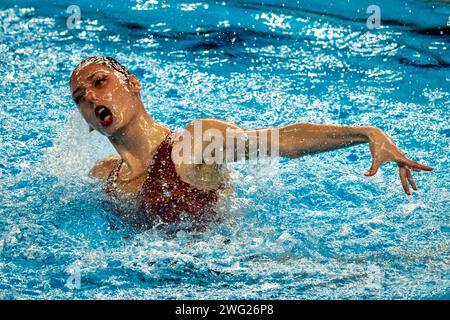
[185,118,241,136]
[89,155,121,180]
[180,118,278,163]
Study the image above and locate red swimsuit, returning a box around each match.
[105,131,220,226]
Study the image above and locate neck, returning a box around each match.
[109,111,170,179]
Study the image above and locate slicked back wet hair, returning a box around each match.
[71,56,132,83]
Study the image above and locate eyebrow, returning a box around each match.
[72,71,106,97]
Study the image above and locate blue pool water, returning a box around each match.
[1,0,449,299]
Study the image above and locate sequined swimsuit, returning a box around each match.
[105,131,220,225]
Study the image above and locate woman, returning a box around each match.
[70,56,433,227]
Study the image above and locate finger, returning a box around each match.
[365,160,380,176]
[401,158,433,171]
[399,166,410,195]
[411,167,421,172]
[405,168,417,190]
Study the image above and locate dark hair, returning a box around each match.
[71,56,131,82]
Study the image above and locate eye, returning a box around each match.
[94,77,107,87]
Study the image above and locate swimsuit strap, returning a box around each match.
[105,158,124,193]
[112,158,124,182]
[146,130,175,173]
[106,131,172,185]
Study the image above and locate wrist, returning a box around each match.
[365,126,382,142]
[348,126,377,143]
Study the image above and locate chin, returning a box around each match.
[98,123,120,137]
[101,118,132,137]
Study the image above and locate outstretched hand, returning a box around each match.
[364,128,433,195]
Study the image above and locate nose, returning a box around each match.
[84,89,97,104]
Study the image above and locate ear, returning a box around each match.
[129,75,142,94]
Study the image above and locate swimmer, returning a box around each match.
[70,56,433,226]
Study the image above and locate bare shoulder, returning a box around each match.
[89,155,121,180]
[185,118,240,132]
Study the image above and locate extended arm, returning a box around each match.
[277,122,373,157]
[182,119,433,195]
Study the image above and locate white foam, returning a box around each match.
[40,111,115,180]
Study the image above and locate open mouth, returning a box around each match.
[94,106,113,127]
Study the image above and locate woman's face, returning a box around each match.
[70,63,141,136]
